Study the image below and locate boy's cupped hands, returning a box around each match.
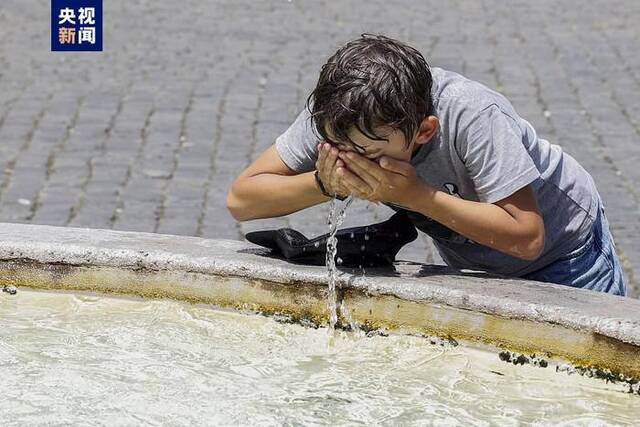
[316,142,427,210]
[315,143,352,199]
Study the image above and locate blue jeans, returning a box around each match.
[522,204,627,296]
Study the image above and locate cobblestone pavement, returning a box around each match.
[0,0,638,296]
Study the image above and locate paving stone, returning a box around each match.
[0,0,637,296]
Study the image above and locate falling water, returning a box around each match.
[325,196,353,331]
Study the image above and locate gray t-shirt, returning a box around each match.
[275,66,601,277]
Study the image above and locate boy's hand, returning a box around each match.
[315,142,351,198]
[337,151,426,209]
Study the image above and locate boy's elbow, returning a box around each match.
[226,187,249,222]
[520,224,545,261]
[522,240,544,261]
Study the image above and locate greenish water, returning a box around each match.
[0,290,637,426]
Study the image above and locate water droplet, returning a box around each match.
[2,285,17,295]
[314,241,320,248]
[336,257,343,265]
[360,245,366,251]
[364,234,369,241]
[350,232,355,239]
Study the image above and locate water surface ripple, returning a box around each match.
[0,290,637,426]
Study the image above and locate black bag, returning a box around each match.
[244,210,418,267]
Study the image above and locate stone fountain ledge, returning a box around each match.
[1,222,639,380]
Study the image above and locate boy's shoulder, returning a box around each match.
[431,67,516,120]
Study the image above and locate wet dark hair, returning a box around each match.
[306,33,434,150]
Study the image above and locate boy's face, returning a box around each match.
[323,116,439,163]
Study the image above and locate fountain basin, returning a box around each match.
[0,222,639,382]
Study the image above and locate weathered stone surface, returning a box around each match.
[1,222,639,378]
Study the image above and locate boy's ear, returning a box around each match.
[414,116,439,145]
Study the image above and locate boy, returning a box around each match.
[227,34,627,296]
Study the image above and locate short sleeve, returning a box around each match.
[274,107,319,173]
[459,104,540,203]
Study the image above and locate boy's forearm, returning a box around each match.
[406,183,542,260]
[227,171,330,221]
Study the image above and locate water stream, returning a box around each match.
[325,195,353,331]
